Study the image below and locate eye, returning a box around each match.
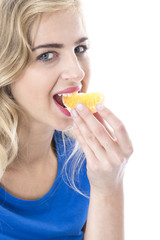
[74,45,88,54]
[36,51,57,62]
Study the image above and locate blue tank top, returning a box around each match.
[0,130,90,240]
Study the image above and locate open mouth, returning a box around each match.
[53,94,67,108]
[53,86,82,114]
[53,92,79,108]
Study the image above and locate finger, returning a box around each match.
[73,125,95,162]
[93,112,116,140]
[71,104,116,153]
[73,123,109,169]
[73,114,110,158]
[73,120,123,168]
[96,104,133,157]
[71,106,123,168]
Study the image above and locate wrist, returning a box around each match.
[85,182,124,240]
[90,182,124,200]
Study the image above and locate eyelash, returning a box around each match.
[36,51,57,62]
[36,45,89,63]
[74,45,88,54]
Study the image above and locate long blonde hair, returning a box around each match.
[0,0,85,188]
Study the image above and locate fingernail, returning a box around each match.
[96,103,104,111]
[76,103,84,111]
[71,108,78,117]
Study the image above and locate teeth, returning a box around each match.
[67,93,72,97]
[57,91,78,97]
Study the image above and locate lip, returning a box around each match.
[53,85,82,96]
[53,98,71,117]
[53,85,82,117]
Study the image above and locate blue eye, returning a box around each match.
[75,45,88,54]
[37,52,57,62]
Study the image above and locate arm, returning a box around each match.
[83,185,124,240]
[71,103,133,240]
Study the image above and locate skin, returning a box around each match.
[1,9,90,199]
[71,104,133,239]
[1,8,133,240]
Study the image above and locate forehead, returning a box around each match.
[31,10,86,47]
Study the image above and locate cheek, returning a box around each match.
[11,84,40,114]
[11,69,55,105]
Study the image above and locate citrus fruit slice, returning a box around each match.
[62,92,104,113]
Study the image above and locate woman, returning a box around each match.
[0,0,133,239]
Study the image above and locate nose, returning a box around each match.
[60,53,85,82]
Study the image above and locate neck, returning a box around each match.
[12,120,55,171]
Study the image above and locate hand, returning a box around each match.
[71,103,133,195]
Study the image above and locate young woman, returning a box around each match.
[0,0,133,239]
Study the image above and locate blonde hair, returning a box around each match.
[0,0,86,191]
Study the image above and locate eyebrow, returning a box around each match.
[32,37,88,51]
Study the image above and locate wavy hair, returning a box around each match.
[0,0,85,190]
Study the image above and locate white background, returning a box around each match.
[82,0,160,239]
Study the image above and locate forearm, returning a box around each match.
[83,185,124,240]
[72,104,132,239]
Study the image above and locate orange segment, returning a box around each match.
[62,92,105,113]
